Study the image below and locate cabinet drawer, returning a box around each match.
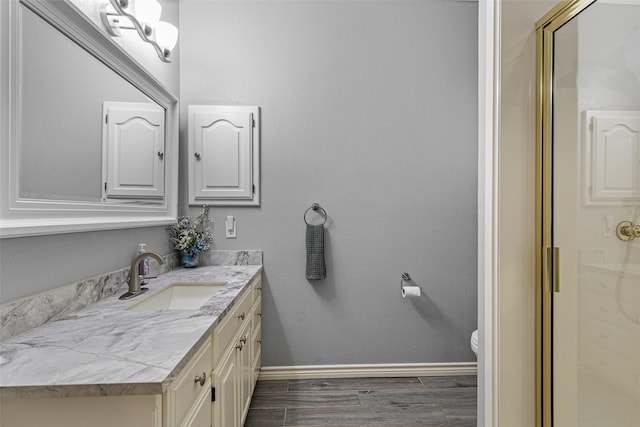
[252,297,262,330]
[251,276,262,304]
[167,338,212,426]
[581,270,633,301]
[582,317,636,358]
[584,292,635,331]
[213,288,252,363]
[582,345,636,391]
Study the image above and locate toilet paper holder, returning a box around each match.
[400,272,421,298]
[400,272,411,288]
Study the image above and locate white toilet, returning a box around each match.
[470,329,478,357]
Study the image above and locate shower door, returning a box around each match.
[537,1,640,426]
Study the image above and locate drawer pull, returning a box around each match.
[238,312,245,321]
[256,339,262,344]
[256,286,262,291]
[194,372,206,386]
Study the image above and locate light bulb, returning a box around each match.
[155,21,178,52]
[133,0,161,27]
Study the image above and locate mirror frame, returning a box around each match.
[0,0,178,238]
[535,0,598,425]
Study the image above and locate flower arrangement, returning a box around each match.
[167,207,214,261]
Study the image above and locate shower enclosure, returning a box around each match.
[536,0,640,426]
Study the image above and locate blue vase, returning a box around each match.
[182,253,200,268]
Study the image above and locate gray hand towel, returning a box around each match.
[306,223,326,280]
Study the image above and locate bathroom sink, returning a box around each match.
[125,282,227,311]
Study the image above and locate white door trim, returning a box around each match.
[478,1,500,426]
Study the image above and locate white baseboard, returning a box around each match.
[258,362,477,381]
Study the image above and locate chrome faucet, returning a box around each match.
[119,252,165,300]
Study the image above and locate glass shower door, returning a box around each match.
[551,1,640,425]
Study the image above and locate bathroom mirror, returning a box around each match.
[0,0,178,238]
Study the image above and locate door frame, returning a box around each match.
[535,1,598,426]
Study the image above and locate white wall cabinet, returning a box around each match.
[583,111,640,205]
[102,102,166,200]
[188,106,260,206]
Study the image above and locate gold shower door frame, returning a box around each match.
[535,1,598,426]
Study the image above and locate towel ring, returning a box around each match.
[304,203,327,225]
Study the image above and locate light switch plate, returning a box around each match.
[225,216,237,238]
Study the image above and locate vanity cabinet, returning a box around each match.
[579,266,640,395]
[0,340,213,427]
[187,105,261,207]
[0,273,263,427]
[212,276,262,427]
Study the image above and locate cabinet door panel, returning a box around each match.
[103,102,165,199]
[237,320,252,425]
[195,111,250,199]
[188,105,260,206]
[213,347,236,427]
[181,387,212,427]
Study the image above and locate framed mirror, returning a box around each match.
[0,0,178,238]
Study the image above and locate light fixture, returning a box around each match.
[100,0,178,63]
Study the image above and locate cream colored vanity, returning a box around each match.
[166,274,262,427]
[211,275,262,427]
[0,271,262,427]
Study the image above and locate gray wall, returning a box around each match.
[0,0,180,304]
[180,0,478,366]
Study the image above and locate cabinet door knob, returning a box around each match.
[240,336,247,344]
[257,312,262,317]
[194,152,201,160]
[238,312,245,321]
[235,341,244,351]
[157,151,164,159]
[194,372,206,386]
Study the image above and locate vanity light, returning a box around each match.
[133,0,162,34]
[100,0,178,63]
[154,21,179,53]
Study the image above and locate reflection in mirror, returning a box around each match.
[102,101,165,200]
[0,0,178,238]
[545,1,640,426]
[19,4,165,204]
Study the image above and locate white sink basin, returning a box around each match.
[126,282,227,311]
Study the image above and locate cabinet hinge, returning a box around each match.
[105,114,108,124]
[252,184,255,194]
[104,182,107,191]
[211,386,215,402]
[252,117,255,128]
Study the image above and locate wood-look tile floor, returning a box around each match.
[245,375,477,426]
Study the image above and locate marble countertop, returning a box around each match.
[0,265,262,399]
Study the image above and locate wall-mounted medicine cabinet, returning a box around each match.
[188,105,260,206]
